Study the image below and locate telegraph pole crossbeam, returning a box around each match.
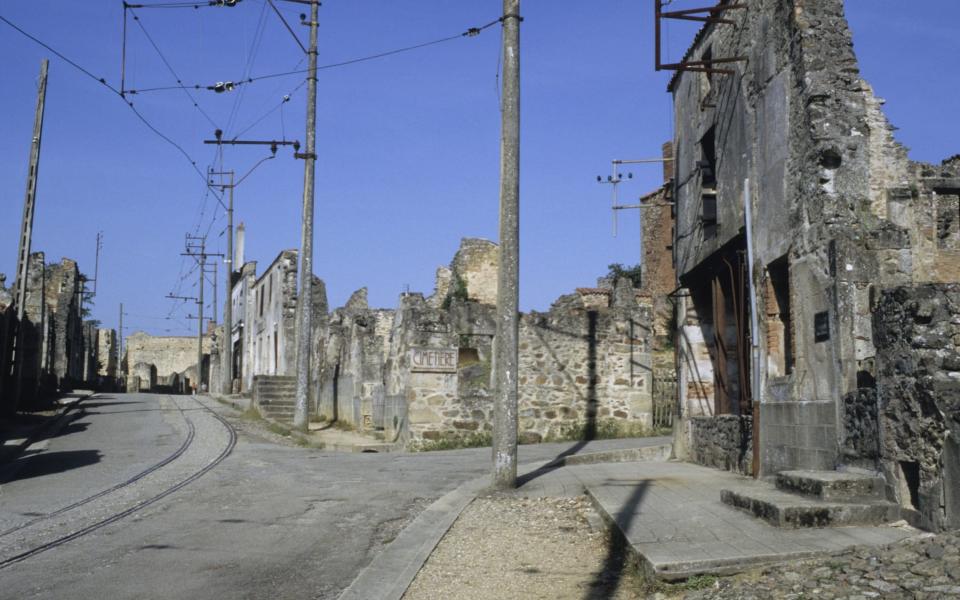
[180,235,223,393]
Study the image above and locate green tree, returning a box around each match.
[606,263,643,287]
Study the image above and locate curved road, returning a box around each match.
[0,393,662,599]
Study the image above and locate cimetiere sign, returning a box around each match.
[409,348,458,373]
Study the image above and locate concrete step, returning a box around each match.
[720,486,899,528]
[775,470,885,502]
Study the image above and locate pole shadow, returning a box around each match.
[0,449,102,484]
[585,480,649,599]
[517,312,599,487]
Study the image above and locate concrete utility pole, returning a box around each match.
[493,0,521,490]
[10,59,49,412]
[118,302,124,377]
[223,172,234,395]
[292,0,320,431]
[181,235,222,393]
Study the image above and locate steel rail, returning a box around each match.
[0,395,236,569]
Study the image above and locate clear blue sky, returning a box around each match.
[1,1,958,337]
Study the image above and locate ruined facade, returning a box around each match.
[123,332,210,392]
[314,238,655,447]
[667,0,959,529]
[1,253,97,406]
[96,328,118,380]
[240,249,298,391]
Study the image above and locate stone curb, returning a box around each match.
[0,392,93,466]
[337,443,671,600]
[207,393,401,452]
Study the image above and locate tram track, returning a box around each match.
[0,395,237,570]
[0,397,197,540]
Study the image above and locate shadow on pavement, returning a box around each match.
[0,449,103,484]
[585,480,649,599]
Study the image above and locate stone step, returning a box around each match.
[256,393,295,400]
[254,383,297,392]
[258,399,295,408]
[720,486,899,528]
[775,470,885,502]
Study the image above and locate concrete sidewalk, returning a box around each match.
[339,445,920,599]
[579,461,915,581]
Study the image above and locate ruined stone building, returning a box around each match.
[310,238,655,447]
[0,253,99,408]
[96,327,118,381]
[240,249,298,390]
[123,331,210,393]
[668,0,959,530]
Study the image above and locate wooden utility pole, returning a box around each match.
[493,0,521,490]
[9,59,49,412]
[293,0,320,430]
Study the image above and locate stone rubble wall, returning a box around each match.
[124,332,209,387]
[873,284,960,531]
[686,415,753,476]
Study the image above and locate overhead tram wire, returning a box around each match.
[232,76,305,140]
[224,0,269,139]
[127,5,220,130]
[122,15,508,96]
[0,14,223,208]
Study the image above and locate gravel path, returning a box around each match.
[403,494,647,600]
[405,493,960,600]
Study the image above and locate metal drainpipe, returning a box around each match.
[743,179,762,403]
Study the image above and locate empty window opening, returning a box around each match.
[900,460,922,510]
[765,256,794,377]
[700,126,718,239]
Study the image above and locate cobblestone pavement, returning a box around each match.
[676,530,960,600]
[404,494,960,600]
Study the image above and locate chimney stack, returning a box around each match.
[234,222,245,271]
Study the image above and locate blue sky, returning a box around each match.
[1,1,958,337]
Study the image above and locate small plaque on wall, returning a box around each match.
[410,348,458,373]
[814,311,830,342]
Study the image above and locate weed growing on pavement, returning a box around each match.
[545,418,671,443]
[409,431,493,452]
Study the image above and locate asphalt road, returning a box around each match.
[0,393,665,599]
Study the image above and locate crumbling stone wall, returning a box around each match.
[96,328,117,379]
[873,284,960,531]
[314,239,656,448]
[668,0,958,479]
[448,238,498,306]
[43,258,84,386]
[124,332,209,386]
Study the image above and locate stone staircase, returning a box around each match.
[720,470,900,528]
[252,375,297,423]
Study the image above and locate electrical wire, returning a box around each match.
[123,15,505,94]
[232,77,305,140]
[127,6,220,129]
[0,14,222,206]
[224,0,269,138]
